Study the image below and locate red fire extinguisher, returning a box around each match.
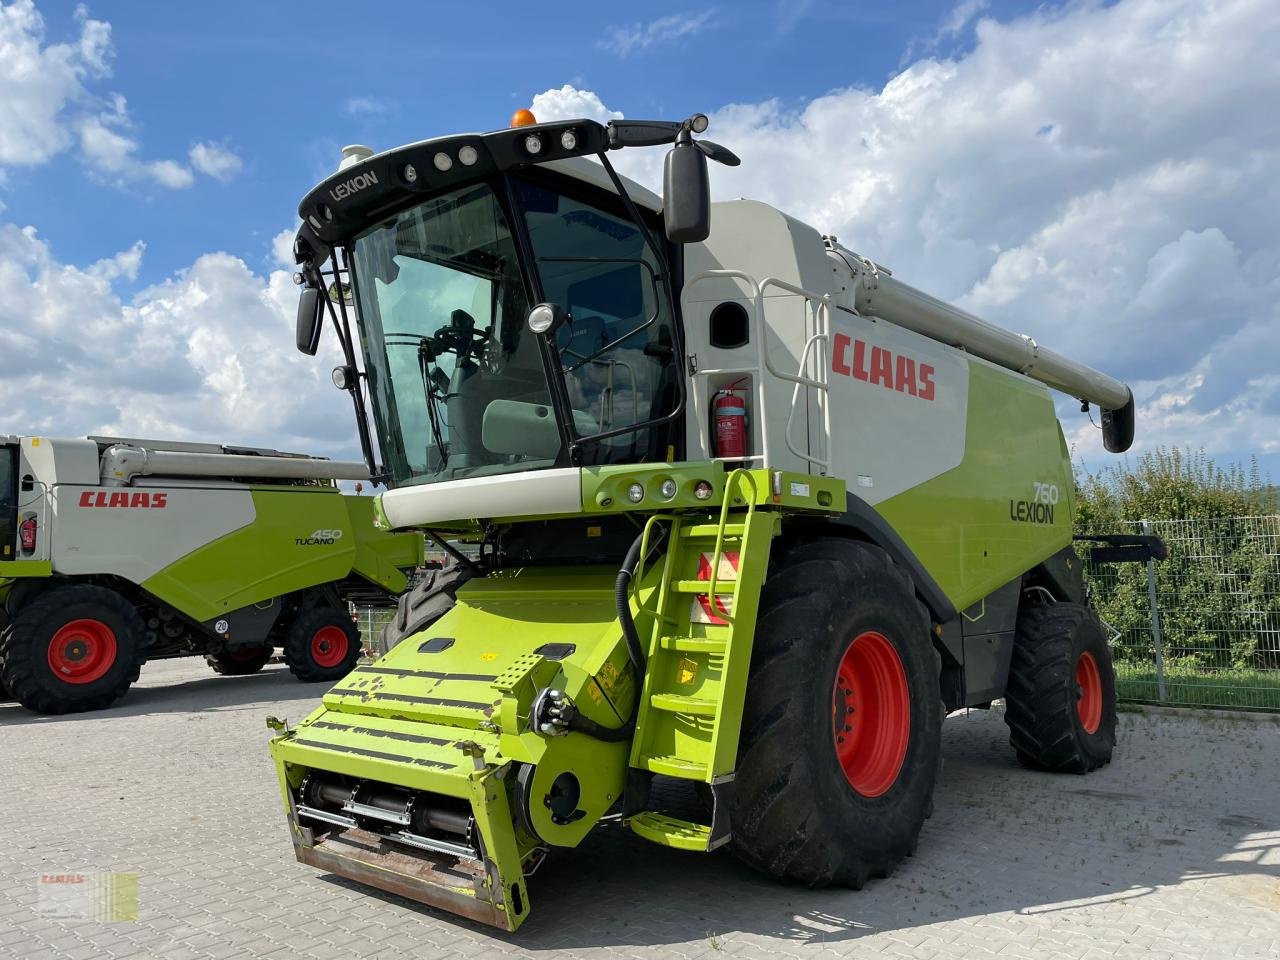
[713,379,749,460]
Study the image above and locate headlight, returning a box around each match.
[627,483,645,504]
[458,145,479,166]
[694,480,714,500]
[527,304,557,334]
[560,129,578,151]
[433,152,453,172]
[659,479,678,500]
[524,134,543,155]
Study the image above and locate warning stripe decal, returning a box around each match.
[690,551,739,625]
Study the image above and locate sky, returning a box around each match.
[1,0,1277,479]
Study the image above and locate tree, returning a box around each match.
[1076,448,1279,672]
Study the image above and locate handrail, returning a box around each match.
[706,469,758,621]
[632,512,676,622]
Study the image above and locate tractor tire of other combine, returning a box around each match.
[376,562,473,658]
[730,539,942,889]
[0,585,146,715]
[1004,602,1116,773]
[206,643,273,676]
[283,607,362,682]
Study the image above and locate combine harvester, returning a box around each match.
[0,436,422,713]
[266,110,1143,929]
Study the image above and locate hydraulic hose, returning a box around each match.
[615,529,649,677]
[552,526,665,744]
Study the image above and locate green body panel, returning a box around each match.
[344,494,421,595]
[875,361,1075,610]
[0,560,53,580]
[141,488,421,622]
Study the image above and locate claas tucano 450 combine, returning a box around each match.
[268,110,1142,930]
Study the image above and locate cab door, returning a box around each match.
[0,443,16,560]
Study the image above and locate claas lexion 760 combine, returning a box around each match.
[267,109,1150,930]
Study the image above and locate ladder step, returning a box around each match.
[658,635,727,653]
[628,812,713,851]
[650,693,718,716]
[638,754,709,779]
[682,523,745,539]
[671,580,735,595]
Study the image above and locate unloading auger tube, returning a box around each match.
[828,240,1136,452]
[98,443,369,485]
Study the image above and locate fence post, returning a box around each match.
[1141,518,1167,702]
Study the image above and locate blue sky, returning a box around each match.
[2,0,1278,480]
[8,0,1025,289]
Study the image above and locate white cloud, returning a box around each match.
[343,96,389,118]
[537,0,1280,466]
[940,0,989,39]
[271,227,298,270]
[601,10,714,57]
[0,1,234,190]
[188,141,243,181]
[530,85,623,125]
[0,225,354,456]
[0,0,110,166]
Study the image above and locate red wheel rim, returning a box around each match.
[1076,650,1103,734]
[47,619,118,685]
[310,626,349,668]
[832,630,911,798]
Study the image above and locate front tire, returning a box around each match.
[377,562,472,657]
[283,607,361,682]
[730,539,942,888]
[0,585,146,714]
[1004,602,1117,773]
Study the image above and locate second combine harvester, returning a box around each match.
[268,110,1140,929]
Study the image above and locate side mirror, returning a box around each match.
[663,134,710,243]
[296,286,323,356]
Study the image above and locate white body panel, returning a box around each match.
[680,201,971,499]
[822,311,969,505]
[50,484,257,582]
[682,201,836,475]
[380,467,583,527]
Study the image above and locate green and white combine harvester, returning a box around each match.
[267,110,1143,930]
[0,436,423,713]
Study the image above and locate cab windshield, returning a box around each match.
[349,174,679,487]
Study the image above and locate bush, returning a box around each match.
[1076,448,1280,674]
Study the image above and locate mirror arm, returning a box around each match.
[323,250,382,482]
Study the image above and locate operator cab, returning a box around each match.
[292,112,736,490]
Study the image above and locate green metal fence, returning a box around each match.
[1084,515,1280,712]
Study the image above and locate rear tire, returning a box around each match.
[283,607,361,683]
[1004,602,1116,773]
[730,539,942,888]
[206,643,272,676]
[377,562,472,657]
[0,585,145,714]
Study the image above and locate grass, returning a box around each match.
[1115,662,1280,711]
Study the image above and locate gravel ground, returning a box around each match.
[1,657,1277,960]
